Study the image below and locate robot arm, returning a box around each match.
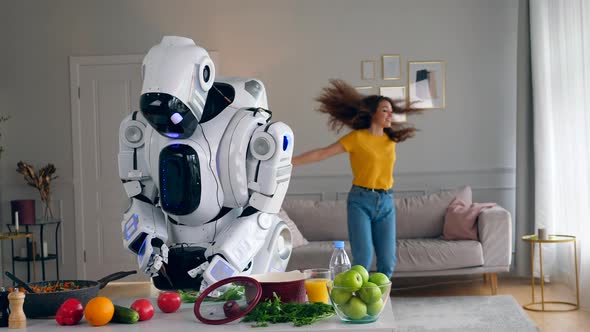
[195,107,294,289]
[193,211,290,291]
[217,106,294,213]
[119,112,169,277]
[122,199,169,277]
[247,120,294,213]
[118,112,156,199]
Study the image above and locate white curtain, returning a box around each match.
[530,0,590,308]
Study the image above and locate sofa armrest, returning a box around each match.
[478,206,512,267]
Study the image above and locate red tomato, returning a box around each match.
[130,299,155,321]
[157,291,181,313]
[55,298,84,326]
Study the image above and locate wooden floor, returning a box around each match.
[100,275,590,332]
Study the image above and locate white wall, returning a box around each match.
[0,0,518,279]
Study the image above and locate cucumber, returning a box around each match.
[112,305,140,324]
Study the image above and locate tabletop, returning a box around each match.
[521,234,576,243]
[0,232,33,240]
[25,299,395,332]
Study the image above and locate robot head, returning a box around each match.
[140,36,216,138]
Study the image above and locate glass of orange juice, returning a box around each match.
[303,268,331,304]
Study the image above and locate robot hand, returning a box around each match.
[188,212,291,291]
[186,254,245,292]
[138,235,169,277]
[121,198,169,278]
[187,261,209,291]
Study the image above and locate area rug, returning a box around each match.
[391,295,539,332]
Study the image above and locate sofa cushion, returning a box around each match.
[286,241,353,271]
[441,199,497,241]
[395,238,483,272]
[278,208,309,248]
[396,186,472,239]
[287,239,484,273]
[282,199,348,241]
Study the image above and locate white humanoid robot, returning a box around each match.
[118,36,294,291]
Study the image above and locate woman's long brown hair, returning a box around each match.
[315,79,421,142]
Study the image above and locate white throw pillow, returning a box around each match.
[278,208,309,248]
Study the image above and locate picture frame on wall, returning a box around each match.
[408,61,446,109]
[361,60,376,80]
[379,86,407,122]
[382,55,401,80]
[355,86,377,95]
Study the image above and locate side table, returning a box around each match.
[7,220,61,282]
[0,232,36,283]
[521,234,579,312]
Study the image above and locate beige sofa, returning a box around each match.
[282,186,512,295]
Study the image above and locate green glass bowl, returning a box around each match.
[327,280,391,323]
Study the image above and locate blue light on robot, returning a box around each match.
[170,112,183,125]
[283,135,289,151]
[124,214,139,241]
[210,259,235,279]
[138,238,147,263]
[165,133,180,138]
[161,160,167,203]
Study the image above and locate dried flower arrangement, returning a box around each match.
[16,161,58,219]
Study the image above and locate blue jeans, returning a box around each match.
[346,185,396,278]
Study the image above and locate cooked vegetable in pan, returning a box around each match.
[8,281,85,294]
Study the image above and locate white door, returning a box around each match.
[70,55,147,281]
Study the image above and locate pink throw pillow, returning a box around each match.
[442,198,496,241]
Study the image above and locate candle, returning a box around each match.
[14,211,19,233]
[538,228,548,240]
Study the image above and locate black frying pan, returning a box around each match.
[5,270,136,318]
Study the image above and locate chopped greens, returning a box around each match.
[178,285,245,303]
[242,293,335,327]
[178,289,199,303]
[216,285,245,302]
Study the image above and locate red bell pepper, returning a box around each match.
[55,299,84,326]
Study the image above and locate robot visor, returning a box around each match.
[140,93,199,139]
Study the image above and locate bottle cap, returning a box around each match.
[334,241,345,248]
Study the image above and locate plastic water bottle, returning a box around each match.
[329,241,351,279]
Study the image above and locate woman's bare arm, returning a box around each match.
[292,142,346,166]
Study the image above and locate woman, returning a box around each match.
[292,79,420,278]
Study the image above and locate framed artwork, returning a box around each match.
[361,60,376,80]
[379,86,407,122]
[355,86,376,95]
[408,61,446,109]
[382,55,401,80]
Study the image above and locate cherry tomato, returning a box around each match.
[157,291,181,313]
[130,298,155,321]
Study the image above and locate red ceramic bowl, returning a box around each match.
[250,271,306,303]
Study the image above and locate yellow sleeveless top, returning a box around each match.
[338,130,396,190]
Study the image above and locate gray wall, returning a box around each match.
[0,0,518,279]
